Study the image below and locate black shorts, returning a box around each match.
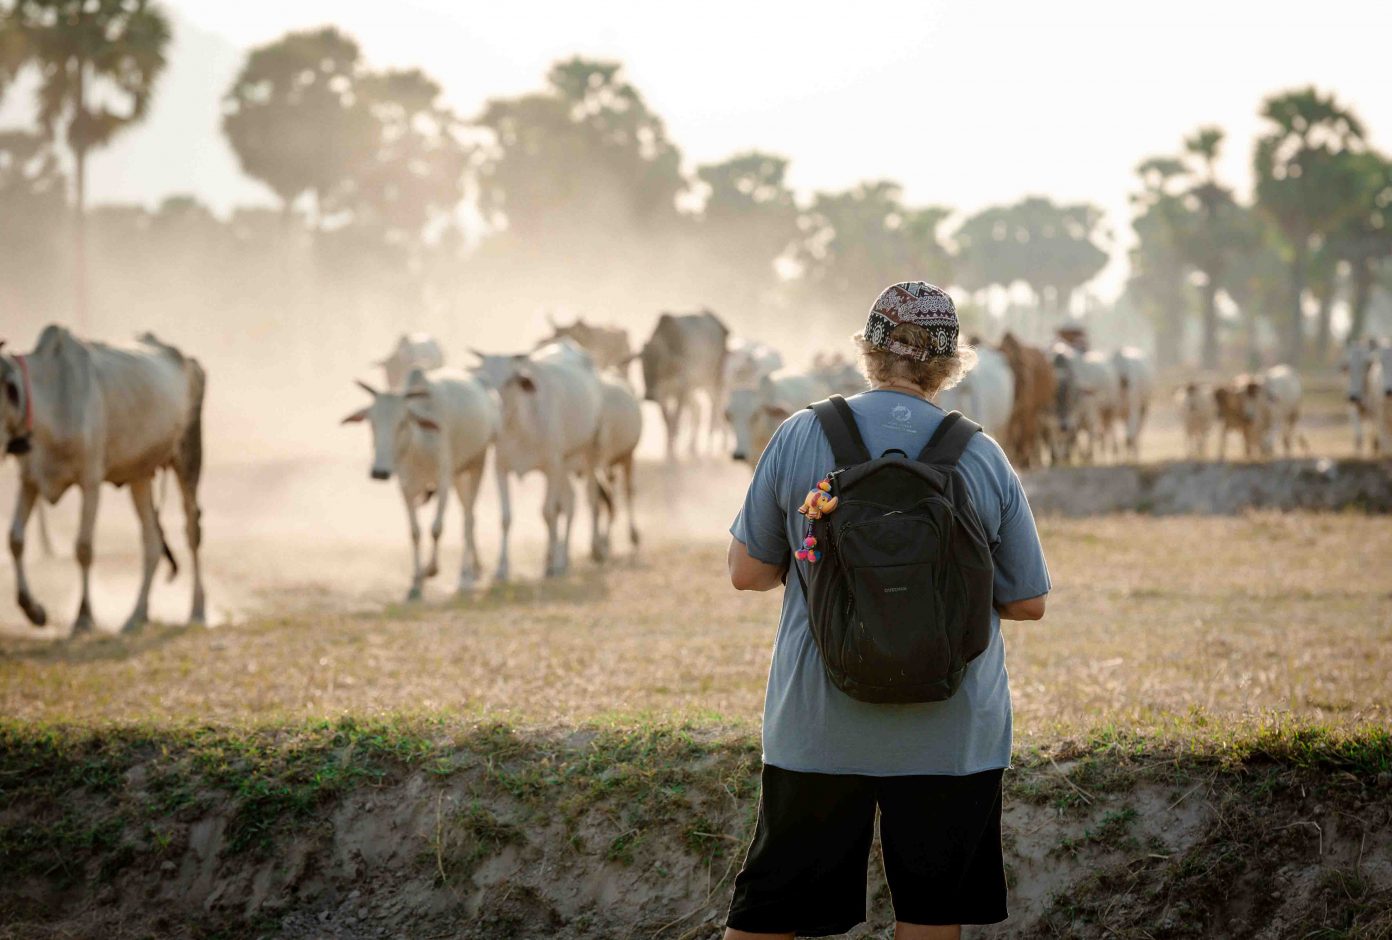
[726,763,1007,936]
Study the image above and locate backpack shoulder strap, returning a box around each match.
[916,411,982,466]
[809,395,871,466]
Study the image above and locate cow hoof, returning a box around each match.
[120,616,146,635]
[492,569,509,585]
[18,595,47,627]
[406,586,423,603]
[72,614,95,635]
[424,561,440,579]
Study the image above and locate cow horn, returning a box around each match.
[355,379,379,397]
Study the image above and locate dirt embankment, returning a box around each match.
[1023,458,1392,516]
[2,721,1390,939]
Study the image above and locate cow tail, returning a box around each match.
[179,358,207,491]
[164,357,206,581]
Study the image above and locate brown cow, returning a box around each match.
[1213,376,1261,460]
[998,332,1056,469]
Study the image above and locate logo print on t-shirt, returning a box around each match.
[883,402,916,433]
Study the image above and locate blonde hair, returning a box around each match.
[854,322,977,395]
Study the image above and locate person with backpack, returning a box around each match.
[723,281,1051,940]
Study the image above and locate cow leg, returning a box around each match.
[661,399,681,461]
[685,393,701,459]
[494,465,512,584]
[558,469,579,575]
[454,460,484,594]
[621,457,639,548]
[424,464,451,581]
[10,480,46,627]
[175,467,205,625]
[72,482,100,633]
[541,469,567,578]
[122,477,162,634]
[705,389,722,457]
[402,488,424,602]
[36,503,54,557]
[1351,407,1364,455]
[587,468,611,563]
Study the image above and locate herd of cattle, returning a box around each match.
[2,317,1391,634]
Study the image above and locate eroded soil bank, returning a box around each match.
[1022,458,1392,516]
[2,719,1390,939]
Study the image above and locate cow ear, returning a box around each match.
[341,407,370,425]
[408,409,440,431]
[763,405,792,421]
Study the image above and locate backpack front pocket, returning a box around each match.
[848,562,951,681]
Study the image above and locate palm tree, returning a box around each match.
[1327,151,1392,342]
[1180,127,1241,369]
[1,0,171,325]
[1253,87,1365,364]
[1127,157,1193,368]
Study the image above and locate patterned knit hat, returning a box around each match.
[862,281,958,360]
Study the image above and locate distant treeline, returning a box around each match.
[2,5,1390,369]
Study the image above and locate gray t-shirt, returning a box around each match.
[730,389,1051,776]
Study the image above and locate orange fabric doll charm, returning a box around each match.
[798,479,839,520]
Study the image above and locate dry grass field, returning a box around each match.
[2,380,1390,938]
[2,514,1388,743]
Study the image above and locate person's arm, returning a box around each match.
[997,593,1047,621]
[989,449,1052,622]
[727,536,787,592]
[727,415,796,593]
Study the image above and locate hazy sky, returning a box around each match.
[14,0,1392,295]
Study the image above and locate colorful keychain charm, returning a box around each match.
[796,475,839,563]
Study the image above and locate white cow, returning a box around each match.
[1174,382,1218,459]
[1340,338,1388,456]
[586,375,643,560]
[809,352,867,398]
[1252,365,1309,458]
[937,344,1015,441]
[472,340,606,579]
[1112,347,1154,461]
[1,326,206,634]
[724,338,784,393]
[1051,344,1120,464]
[378,333,446,390]
[1379,344,1392,452]
[343,368,497,600]
[729,372,833,466]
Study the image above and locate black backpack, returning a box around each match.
[792,395,995,704]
